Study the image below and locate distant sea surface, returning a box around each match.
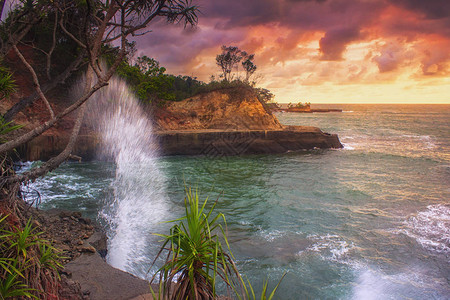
[25,104,450,299]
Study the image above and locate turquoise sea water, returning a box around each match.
[24,104,449,299]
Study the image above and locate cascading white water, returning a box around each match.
[88,77,168,276]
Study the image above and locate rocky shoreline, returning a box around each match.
[25,208,154,299]
[11,88,344,298]
[15,87,343,161]
[19,126,343,161]
[157,126,343,156]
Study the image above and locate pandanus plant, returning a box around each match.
[150,187,243,299]
[150,188,286,300]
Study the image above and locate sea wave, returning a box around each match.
[396,204,450,256]
[338,133,440,158]
[258,229,286,242]
[351,267,449,300]
[305,234,355,262]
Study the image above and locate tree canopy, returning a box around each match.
[215,45,257,83]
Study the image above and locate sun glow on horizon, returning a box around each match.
[272,80,450,104]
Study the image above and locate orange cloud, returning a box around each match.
[134,0,450,103]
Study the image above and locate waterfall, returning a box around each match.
[87,77,168,277]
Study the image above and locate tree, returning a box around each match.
[215,45,245,82]
[136,56,166,77]
[242,53,257,82]
[255,87,274,104]
[0,0,198,194]
[0,2,198,297]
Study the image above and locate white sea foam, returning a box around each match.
[352,269,386,300]
[339,136,358,150]
[259,229,286,242]
[342,143,355,150]
[338,132,439,158]
[305,234,355,262]
[396,204,450,256]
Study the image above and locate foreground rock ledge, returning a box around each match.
[26,208,153,300]
[156,126,343,156]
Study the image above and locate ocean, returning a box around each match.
[23,104,450,299]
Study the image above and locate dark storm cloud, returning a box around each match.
[319,27,361,60]
[200,0,281,28]
[198,0,385,63]
[390,0,450,19]
[135,0,450,80]
[201,0,383,31]
[287,0,327,2]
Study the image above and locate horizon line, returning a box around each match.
[276,102,450,105]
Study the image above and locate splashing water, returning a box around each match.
[88,77,168,276]
[397,204,450,256]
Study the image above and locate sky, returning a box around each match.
[134,0,450,104]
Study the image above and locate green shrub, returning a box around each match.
[150,188,285,300]
[150,187,242,299]
[0,63,16,99]
[0,215,63,299]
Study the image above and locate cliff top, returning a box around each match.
[154,87,283,131]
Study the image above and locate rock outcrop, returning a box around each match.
[157,126,342,156]
[14,87,343,161]
[154,87,283,131]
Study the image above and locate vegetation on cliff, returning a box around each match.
[108,44,274,107]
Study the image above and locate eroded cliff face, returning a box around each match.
[7,85,342,161]
[154,87,283,131]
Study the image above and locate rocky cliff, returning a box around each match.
[154,87,283,131]
[8,86,342,161]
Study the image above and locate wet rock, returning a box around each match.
[157,126,343,156]
[80,245,96,253]
[65,252,153,300]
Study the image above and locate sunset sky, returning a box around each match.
[134,0,450,104]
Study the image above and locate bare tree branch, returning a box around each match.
[0,0,6,22]
[0,4,43,57]
[0,79,107,155]
[2,67,94,184]
[0,0,200,187]
[12,45,55,119]
[58,11,86,49]
[3,50,86,122]
[46,10,59,80]
[4,103,87,184]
